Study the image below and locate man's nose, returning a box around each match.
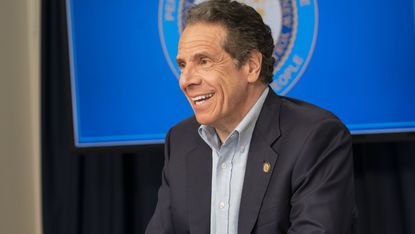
[180,65,201,87]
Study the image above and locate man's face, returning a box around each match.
[176,23,253,130]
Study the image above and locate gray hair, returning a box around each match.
[185,0,275,84]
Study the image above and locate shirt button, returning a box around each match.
[240,146,245,153]
[221,163,227,169]
[219,202,225,209]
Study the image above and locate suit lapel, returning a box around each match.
[238,90,282,234]
[187,140,212,234]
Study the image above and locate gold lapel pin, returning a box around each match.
[263,161,271,173]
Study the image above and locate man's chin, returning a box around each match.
[194,114,214,127]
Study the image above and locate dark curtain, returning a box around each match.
[41,0,163,233]
[354,142,415,234]
[41,0,415,233]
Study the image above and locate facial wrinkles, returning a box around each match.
[178,24,227,75]
[178,42,219,81]
[178,28,223,58]
[179,35,229,91]
[210,56,248,133]
[178,24,250,132]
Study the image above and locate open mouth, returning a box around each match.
[191,93,214,105]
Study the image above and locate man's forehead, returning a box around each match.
[177,23,227,58]
[176,46,221,64]
[179,23,227,46]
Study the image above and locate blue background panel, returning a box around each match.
[67,0,415,147]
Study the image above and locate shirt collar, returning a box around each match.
[198,87,269,151]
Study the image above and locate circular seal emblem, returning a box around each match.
[159,0,318,95]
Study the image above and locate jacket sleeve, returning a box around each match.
[288,119,358,234]
[145,129,175,234]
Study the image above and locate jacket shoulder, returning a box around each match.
[167,116,201,147]
[278,96,349,134]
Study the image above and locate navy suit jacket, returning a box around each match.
[146,90,357,234]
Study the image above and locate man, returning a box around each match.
[146,1,357,233]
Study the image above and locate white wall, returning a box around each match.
[0,0,41,233]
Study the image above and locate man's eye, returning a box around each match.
[200,58,211,66]
[178,63,186,70]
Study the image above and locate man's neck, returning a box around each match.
[214,84,267,143]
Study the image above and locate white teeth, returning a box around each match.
[191,93,214,102]
[195,100,205,105]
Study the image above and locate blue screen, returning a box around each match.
[66,0,415,147]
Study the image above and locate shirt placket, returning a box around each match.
[215,134,237,234]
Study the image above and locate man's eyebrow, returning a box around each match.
[176,52,214,65]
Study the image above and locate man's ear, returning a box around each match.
[246,50,262,83]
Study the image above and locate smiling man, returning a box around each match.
[146,1,357,234]
[176,21,267,143]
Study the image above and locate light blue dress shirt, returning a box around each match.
[198,87,269,234]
